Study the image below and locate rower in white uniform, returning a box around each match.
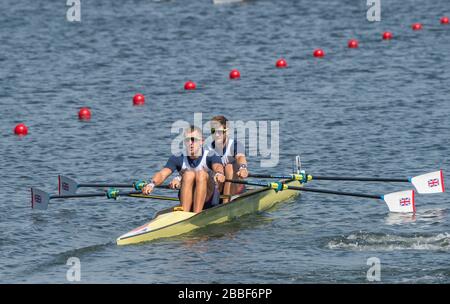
[207,115,248,203]
[141,125,225,213]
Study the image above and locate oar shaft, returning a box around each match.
[312,176,408,182]
[128,194,232,201]
[248,173,289,179]
[225,179,265,187]
[50,190,143,200]
[226,179,381,200]
[79,183,132,188]
[249,173,408,183]
[49,190,179,202]
[78,183,172,189]
[128,194,180,201]
[50,193,108,199]
[286,185,381,199]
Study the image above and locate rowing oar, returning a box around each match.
[31,188,179,210]
[226,179,416,213]
[248,170,445,194]
[58,175,172,196]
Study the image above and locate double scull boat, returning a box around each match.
[117,179,301,245]
[30,163,445,246]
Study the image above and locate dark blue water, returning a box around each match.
[1,0,449,283]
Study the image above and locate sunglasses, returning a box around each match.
[184,137,202,143]
[211,128,227,135]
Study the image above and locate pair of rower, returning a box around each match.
[141,116,249,213]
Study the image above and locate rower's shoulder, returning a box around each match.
[166,154,184,166]
[205,150,222,164]
[206,150,221,163]
[205,148,216,157]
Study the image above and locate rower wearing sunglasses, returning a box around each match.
[208,115,249,203]
[141,125,225,213]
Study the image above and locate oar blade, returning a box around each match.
[58,175,78,195]
[31,188,50,210]
[383,190,415,213]
[410,170,445,194]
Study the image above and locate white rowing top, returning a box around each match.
[207,138,235,166]
[181,151,211,173]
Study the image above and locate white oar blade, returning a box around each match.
[383,190,415,213]
[58,175,78,195]
[411,170,445,194]
[31,188,50,210]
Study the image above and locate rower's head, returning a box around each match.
[210,115,228,144]
[184,125,203,157]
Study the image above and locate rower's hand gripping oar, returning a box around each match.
[58,175,171,196]
[248,170,445,194]
[31,188,179,210]
[226,179,416,213]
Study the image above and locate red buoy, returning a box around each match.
[348,39,359,49]
[184,81,196,90]
[382,31,393,40]
[78,107,91,120]
[229,69,241,79]
[276,58,287,68]
[412,23,423,31]
[14,123,28,136]
[133,93,145,106]
[313,49,325,58]
[441,16,449,24]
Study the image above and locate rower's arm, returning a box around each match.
[235,154,249,178]
[212,163,224,175]
[235,154,247,167]
[151,168,173,186]
[234,140,247,169]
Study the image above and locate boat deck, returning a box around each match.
[117,180,301,245]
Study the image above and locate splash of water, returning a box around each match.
[328,231,450,251]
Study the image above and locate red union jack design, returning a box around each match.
[428,178,440,188]
[399,197,411,207]
[62,182,70,191]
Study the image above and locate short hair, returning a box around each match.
[184,125,203,137]
[211,115,228,128]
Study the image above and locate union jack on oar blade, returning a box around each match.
[383,190,415,213]
[410,170,445,194]
[31,188,50,210]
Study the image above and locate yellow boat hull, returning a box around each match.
[116,180,301,245]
